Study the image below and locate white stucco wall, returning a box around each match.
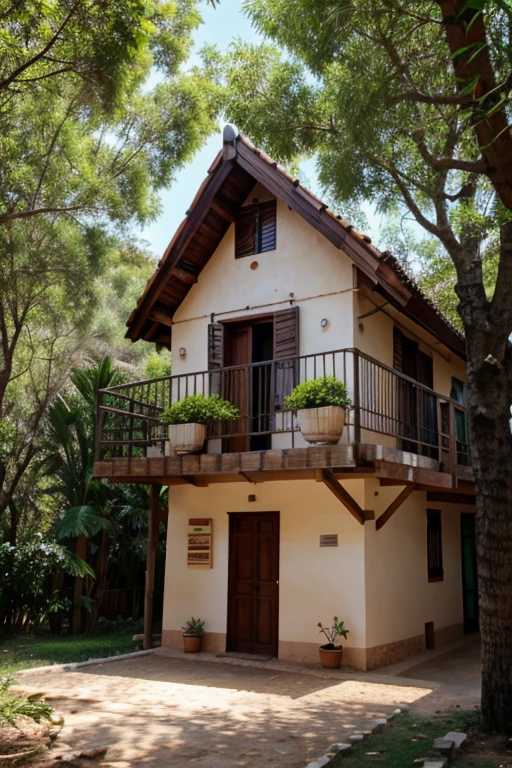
[363,478,473,649]
[163,478,367,653]
[170,184,355,377]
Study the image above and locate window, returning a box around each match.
[427,509,443,581]
[235,200,276,258]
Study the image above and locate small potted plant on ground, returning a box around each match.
[285,376,351,444]
[318,617,349,669]
[161,394,239,455]
[182,616,206,653]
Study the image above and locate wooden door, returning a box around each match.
[227,512,279,656]
[224,324,252,452]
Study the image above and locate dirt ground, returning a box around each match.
[10,642,482,768]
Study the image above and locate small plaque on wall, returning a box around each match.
[188,518,212,567]
[320,534,338,547]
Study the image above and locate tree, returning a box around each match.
[0,1,219,537]
[222,0,512,732]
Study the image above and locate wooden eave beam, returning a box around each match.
[316,469,366,525]
[173,267,198,285]
[376,484,416,531]
[148,309,174,327]
[128,159,234,340]
[426,491,475,505]
[210,198,237,221]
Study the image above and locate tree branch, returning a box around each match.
[0,3,79,91]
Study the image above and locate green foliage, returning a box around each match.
[285,377,351,410]
[145,350,172,379]
[0,536,92,633]
[161,394,239,425]
[182,616,206,636]
[318,617,349,648]
[0,677,52,728]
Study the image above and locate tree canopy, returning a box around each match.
[221,0,512,734]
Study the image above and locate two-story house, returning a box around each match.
[93,127,477,670]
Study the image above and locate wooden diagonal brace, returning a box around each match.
[316,469,366,526]
[376,484,416,531]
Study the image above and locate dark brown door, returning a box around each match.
[227,512,279,656]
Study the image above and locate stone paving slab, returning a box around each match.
[14,654,431,768]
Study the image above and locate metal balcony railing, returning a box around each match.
[95,348,470,473]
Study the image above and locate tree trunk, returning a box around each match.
[72,534,87,634]
[462,300,512,733]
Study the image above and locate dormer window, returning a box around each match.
[235,199,276,259]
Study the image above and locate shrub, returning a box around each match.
[0,677,53,727]
[182,617,205,636]
[160,394,239,425]
[318,617,349,649]
[284,376,351,410]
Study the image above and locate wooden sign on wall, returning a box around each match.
[188,518,213,567]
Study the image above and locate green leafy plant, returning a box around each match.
[285,376,351,410]
[182,617,206,636]
[0,677,53,727]
[318,617,349,649]
[161,394,239,425]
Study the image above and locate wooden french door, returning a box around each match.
[227,512,279,656]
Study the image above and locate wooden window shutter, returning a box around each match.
[235,207,256,259]
[259,200,277,253]
[417,350,433,389]
[208,323,224,369]
[235,200,276,258]
[393,327,403,372]
[274,307,299,358]
[273,307,299,410]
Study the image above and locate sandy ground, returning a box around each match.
[11,639,481,768]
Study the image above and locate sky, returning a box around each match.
[136,0,381,259]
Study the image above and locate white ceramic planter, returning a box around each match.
[168,423,206,455]
[297,405,345,444]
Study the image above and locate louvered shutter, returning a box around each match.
[393,327,403,372]
[259,200,277,253]
[208,323,224,369]
[208,323,224,396]
[274,307,299,410]
[274,306,299,359]
[235,207,256,259]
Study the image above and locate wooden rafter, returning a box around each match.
[376,484,416,531]
[148,309,174,327]
[316,469,366,525]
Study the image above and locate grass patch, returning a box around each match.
[0,626,141,675]
[331,710,480,768]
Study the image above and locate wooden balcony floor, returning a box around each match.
[93,443,474,493]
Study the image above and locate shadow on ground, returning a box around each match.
[15,645,481,768]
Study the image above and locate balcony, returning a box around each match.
[93,349,472,492]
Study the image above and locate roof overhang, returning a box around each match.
[126,132,466,360]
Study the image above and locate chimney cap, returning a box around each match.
[223,124,238,143]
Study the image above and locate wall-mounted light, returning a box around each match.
[320,318,329,328]
[179,347,187,360]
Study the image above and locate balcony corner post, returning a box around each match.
[352,350,361,444]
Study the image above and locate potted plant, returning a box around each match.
[318,617,349,669]
[182,616,206,653]
[284,376,351,444]
[161,394,239,455]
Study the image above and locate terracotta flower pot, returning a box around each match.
[168,423,206,455]
[319,645,343,669]
[183,634,202,653]
[297,405,345,444]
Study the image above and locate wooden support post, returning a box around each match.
[316,469,366,525]
[144,483,161,651]
[376,484,416,531]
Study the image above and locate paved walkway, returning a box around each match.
[15,639,481,768]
